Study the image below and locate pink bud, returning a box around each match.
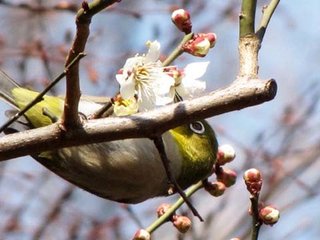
[172,215,192,233]
[217,169,237,187]
[243,168,262,195]
[171,9,192,34]
[197,33,217,48]
[183,33,217,57]
[204,181,226,197]
[217,144,236,165]
[133,229,151,240]
[156,203,172,218]
[259,206,280,225]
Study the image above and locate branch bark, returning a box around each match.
[0,78,277,161]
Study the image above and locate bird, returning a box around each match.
[0,69,218,204]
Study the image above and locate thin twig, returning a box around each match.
[162,33,194,67]
[256,0,280,40]
[250,194,262,240]
[152,136,203,221]
[0,53,86,134]
[146,181,203,233]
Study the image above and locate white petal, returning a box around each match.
[177,79,206,99]
[139,93,156,111]
[119,78,135,99]
[145,41,161,63]
[184,61,210,80]
[156,95,174,106]
[154,74,175,95]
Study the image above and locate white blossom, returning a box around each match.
[116,41,175,113]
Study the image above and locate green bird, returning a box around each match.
[0,70,218,203]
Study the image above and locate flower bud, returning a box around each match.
[156,203,172,218]
[133,229,151,240]
[243,168,262,195]
[171,9,192,34]
[217,169,237,187]
[183,33,217,57]
[172,215,192,233]
[259,206,280,225]
[217,144,236,165]
[197,33,217,48]
[204,181,226,197]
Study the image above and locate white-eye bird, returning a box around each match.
[0,70,218,203]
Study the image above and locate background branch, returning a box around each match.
[0,78,277,161]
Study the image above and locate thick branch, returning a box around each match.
[0,79,277,161]
[238,35,260,78]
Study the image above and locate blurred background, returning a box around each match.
[0,0,319,239]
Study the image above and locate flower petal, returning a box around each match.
[119,77,135,99]
[145,41,161,63]
[184,61,210,80]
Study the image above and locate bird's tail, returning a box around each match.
[0,70,20,109]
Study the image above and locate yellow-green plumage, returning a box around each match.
[12,88,63,127]
[1,71,218,203]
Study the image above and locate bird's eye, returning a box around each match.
[189,121,205,134]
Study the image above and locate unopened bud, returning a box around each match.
[172,215,192,233]
[171,9,192,34]
[243,168,262,195]
[259,206,280,225]
[197,33,217,48]
[217,169,237,187]
[217,144,236,165]
[156,203,172,218]
[204,181,226,197]
[183,33,217,57]
[133,229,151,240]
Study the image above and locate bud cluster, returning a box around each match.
[183,33,217,57]
[204,144,237,197]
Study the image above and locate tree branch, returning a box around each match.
[239,0,257,37]
[62,0,120,129]
[256,0,280,41]
[0,78,277,161]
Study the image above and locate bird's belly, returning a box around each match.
[36,133,182,203]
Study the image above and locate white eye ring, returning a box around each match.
[189,121,205,134]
